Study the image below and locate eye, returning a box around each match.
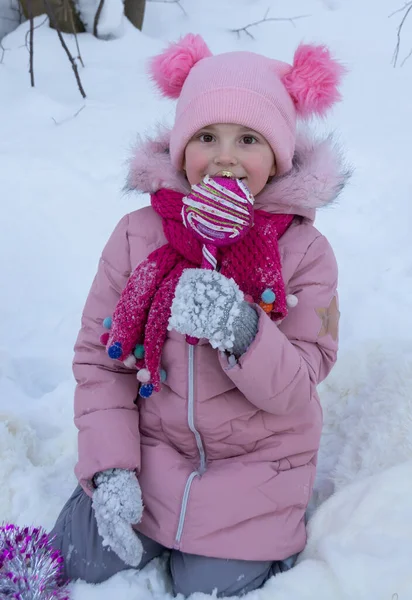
[199,133,214,143]
[241,135,257,145]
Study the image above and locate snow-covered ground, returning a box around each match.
[1,0,412,597]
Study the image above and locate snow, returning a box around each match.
[75,0,125,39]
[1,0,412,598]
[0,0,21,41]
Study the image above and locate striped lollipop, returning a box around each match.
[182,174,255,345]
[182,174,254,270]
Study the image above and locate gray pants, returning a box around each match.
[50,485,294,597]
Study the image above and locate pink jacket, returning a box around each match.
[74,128,348,561]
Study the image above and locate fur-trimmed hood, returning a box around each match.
[126,126,351,221]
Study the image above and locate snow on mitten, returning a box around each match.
[168,269,258,355]
[92,469,143,567]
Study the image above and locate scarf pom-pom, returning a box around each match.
[148,33,212,99]
[282,44,346,118]
[139,383,154,398]
[0,523,70,599]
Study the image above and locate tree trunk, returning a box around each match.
[124,0,145,31]
[19,0,85,33]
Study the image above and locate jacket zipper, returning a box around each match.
[188,344,206,474]
[174,344,207,546]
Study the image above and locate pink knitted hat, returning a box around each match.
[149,35,345,175]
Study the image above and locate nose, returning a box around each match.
[213,143,238,167]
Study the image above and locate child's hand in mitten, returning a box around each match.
[92,468,143,567]
[168,269,258,355]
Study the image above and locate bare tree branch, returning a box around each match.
[230,9,310,40]
[52,103,85,125]
[401,45,412,65]
[147,0,186,17]
[93,0,105,37]
[390,1,412,66]
[0,40,10,65]
[65,0,84,66]
[43,0,86,97]
[23,15,47,49]
[28,0,34,86]
[389,1,412,18]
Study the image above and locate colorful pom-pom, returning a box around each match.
[261,288,276,304]
[103,316,112,329]
[244,294,254,303]
[108,342,122,359]
[148,33,212,99]
[286,294,299,307]
[160,369,167,383]
[137,368,151,383]
[100,332,110,345]
[259,301,273,314]
[124,355,137,368]
[134,344,145,359]
[282,44,346,118]
[139,383,154,398]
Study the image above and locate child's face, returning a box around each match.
[183,123,277,196]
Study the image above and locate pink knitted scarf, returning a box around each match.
[105,188,294,391]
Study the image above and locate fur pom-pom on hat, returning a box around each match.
[148,33,212,99]
[282,44,346,118]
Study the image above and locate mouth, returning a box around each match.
[213,171,246,181]
[216,170,235,178]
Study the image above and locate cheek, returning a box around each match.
[248,156,271,178]
[245,153,275,195]
[184,147,208,184]
[253,153,275,179]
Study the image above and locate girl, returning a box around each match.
[50,34,349,596]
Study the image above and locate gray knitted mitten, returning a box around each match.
[168,269,258,357]
[92,468,143,567]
